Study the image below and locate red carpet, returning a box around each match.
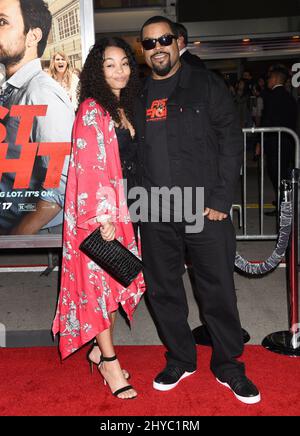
[0,345,299,416]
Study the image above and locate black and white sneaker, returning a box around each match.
[217,375,261,404]
[153,366,196,391]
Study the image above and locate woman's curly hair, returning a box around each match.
[79,37,140,124]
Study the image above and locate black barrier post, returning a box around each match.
[262,169,300,356]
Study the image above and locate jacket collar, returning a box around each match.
[6,58,42,89]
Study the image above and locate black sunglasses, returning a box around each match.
[141,34,176,51]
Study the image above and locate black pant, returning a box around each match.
[140,218,245,379]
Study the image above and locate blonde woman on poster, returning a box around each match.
[49,51,80,109]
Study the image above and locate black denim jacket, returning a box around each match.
[134,63,243,214]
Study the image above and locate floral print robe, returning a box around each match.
[52,99,145,359]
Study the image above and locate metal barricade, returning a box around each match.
[238,127,300,241]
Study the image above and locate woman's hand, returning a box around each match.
[100,221,116,241]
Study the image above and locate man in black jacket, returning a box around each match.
[176,22,205,69]
[262,64,298,215]
[135,16,260,404]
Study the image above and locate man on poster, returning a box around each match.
[0,0,74,235]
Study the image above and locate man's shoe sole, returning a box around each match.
[216,378,261,404]
[153,371,196,392]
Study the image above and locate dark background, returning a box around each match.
[178,0,300,22]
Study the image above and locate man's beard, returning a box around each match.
[151,54,172,77]
[0,47,26,68]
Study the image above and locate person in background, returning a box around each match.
[49,51,79,109]
[257,75,269,105]
[234,78,252,128]
[258,76,265,91]
[260,64,298,216]
[175,22,205,68]
[242,70,254,96]
[52,37,145,400]
[250,83,264,161]
[251,83,264,128]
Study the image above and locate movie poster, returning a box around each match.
[0,0,89,245]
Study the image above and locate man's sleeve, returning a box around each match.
[206,73,243,214]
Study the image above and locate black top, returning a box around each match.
[144,69,180,190]
[115,126,138,192]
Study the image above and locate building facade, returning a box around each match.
[42,0,82,70]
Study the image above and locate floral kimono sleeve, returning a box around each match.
[71,101,117,231]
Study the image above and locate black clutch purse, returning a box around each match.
[79,228,143,288]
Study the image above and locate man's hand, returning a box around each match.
[100,221,116,241]
[203,208,228,221]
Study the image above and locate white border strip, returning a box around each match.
[0,267,59,273]
[80,0,95,64]
[0,263,286,273]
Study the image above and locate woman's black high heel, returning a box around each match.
[99,355,137,399]
[87,339,100,374]
[87,339,130,379]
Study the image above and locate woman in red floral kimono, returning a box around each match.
[52,38,145,400]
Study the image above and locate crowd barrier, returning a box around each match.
[236,127,300,242]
